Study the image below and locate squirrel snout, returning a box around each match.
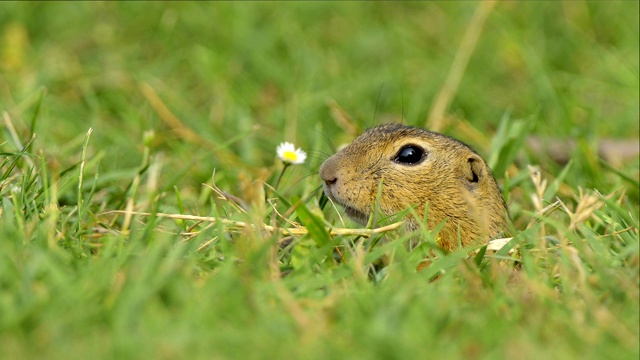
[323,176,337,186]
[319,158,339,186]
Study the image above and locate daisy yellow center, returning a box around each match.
[282,150,298,162]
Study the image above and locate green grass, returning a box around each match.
[1,2,638,359]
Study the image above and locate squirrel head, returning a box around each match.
[320,123,508,251]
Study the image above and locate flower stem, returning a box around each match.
[274,162,290,191]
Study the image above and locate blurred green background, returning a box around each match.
[2,2,638,191]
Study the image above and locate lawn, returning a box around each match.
[0,2,638,359]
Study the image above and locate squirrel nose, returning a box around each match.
[319,157,339,186]
[324,177,337,186]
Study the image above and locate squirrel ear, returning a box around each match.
[464,154,483,184]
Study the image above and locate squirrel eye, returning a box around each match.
[393,145,425,165]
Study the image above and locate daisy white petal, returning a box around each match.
[276,142,307,165]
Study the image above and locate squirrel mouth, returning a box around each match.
[323,185,369,225]
[343,205,369,225]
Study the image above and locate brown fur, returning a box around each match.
[319,123,508,251]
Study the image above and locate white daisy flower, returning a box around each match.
[276,142,307,165]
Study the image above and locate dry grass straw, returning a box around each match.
[426,0,497,131]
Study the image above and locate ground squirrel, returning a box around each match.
[320,123,509,251]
